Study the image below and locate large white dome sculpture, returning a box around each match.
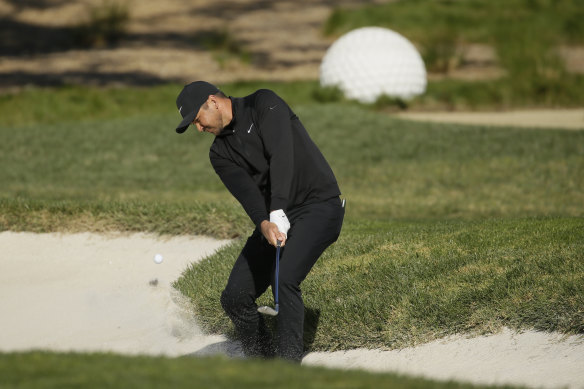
[320,27,427,103]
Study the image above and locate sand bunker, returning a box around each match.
[1,231,582,388]
[395,109,584,130]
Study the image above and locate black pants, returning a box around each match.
[220,197,345,362]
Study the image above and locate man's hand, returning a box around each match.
[260,220,287,247]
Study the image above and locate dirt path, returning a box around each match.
[0,0,384,88]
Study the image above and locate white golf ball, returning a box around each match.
[154,254,163,264]
[320,27,427,103]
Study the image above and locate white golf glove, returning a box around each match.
[270,209,290,237]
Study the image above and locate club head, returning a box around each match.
[257,305,278,316]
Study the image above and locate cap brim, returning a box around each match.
[176,111,196,134]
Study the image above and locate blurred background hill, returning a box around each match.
[1,0,583,110]
[0,0,386,88]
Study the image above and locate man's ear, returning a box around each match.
[208,95,219,109]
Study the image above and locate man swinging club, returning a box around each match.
[174,81,345,362]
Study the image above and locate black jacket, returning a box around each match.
[209,89,341,228]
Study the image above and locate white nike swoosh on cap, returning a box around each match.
[247,123,254,133]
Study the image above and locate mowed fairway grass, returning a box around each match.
[0,84,583,388]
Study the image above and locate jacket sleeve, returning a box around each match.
[256,91,294,212]
[210,150,269,228]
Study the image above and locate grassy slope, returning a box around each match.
[2,102,582,235]
[0,352,501,389]
[324,0,584,45]
[176,217,584,351]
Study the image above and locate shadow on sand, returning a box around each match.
[185,307,321,359]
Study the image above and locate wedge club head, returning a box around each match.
[257,305,279,316]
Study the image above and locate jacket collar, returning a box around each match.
[217,96,242,137]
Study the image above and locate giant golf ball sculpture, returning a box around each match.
[320,27,427,103]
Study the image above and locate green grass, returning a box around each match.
[412,76,584,111]
[324,0,584,45]
[0,83,582,385]
[176,217,584,351]
[0,352,507,389]
[0,82,320,128]
[2,101,582,236]
[298,105,584,220]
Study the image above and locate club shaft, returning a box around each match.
[275,241,280,308]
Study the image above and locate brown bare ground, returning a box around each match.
[0,0,390,88]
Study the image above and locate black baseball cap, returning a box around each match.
[175,81,220,133]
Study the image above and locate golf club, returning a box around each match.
[257,240,281,316]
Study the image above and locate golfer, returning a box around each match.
[174,81,345,362]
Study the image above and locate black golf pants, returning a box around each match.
[220,197,345,362]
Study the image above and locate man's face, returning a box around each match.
[192,98,224,136]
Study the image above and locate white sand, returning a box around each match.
[395,108,584,130]
[0,231,236,357]
[1,231,583,389]
[304,330,584,389]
